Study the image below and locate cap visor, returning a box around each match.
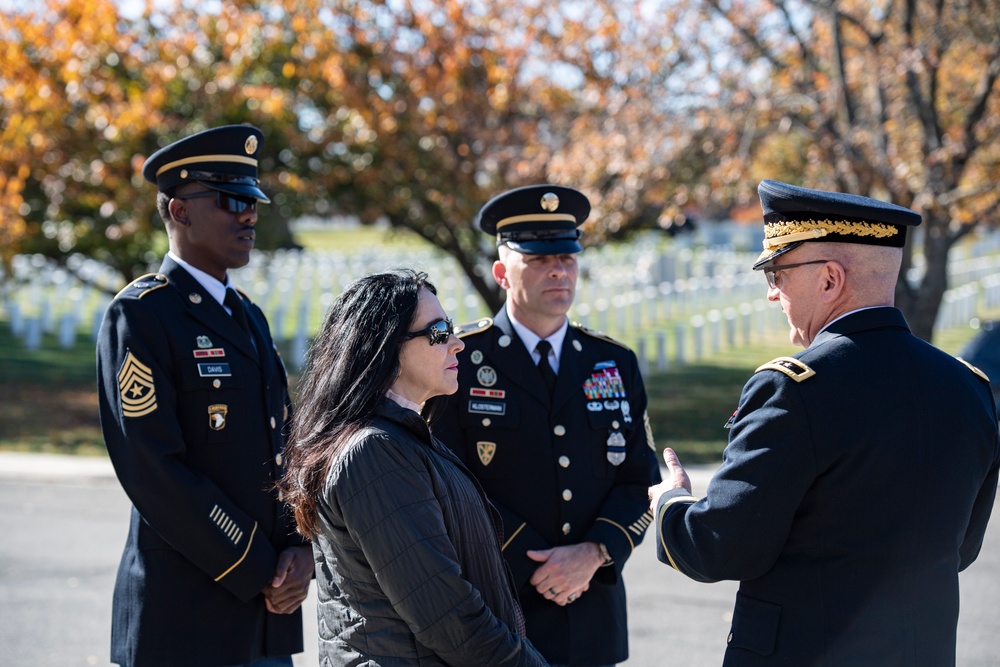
[752,242,801,270]
[506,239,583,255]
[200,181,271,204]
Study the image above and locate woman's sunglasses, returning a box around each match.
[175,190,257,213]
[404,318,454,345]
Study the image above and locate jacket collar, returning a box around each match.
[375,397,432,440]
[158,256,260,363]
[810,306,909,349]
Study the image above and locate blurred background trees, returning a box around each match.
[2,0,999,339]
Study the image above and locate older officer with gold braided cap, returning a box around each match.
[649,180,1000,666]
[97,125,312,667]
[428,184,662,666]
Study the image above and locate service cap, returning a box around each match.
[477,184,589,255]
[754,179,920,269]
[141,125,270,202]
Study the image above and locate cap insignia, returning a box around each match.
[540,192,560,211]
[245,135,258,155]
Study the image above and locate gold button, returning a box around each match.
[558,456,570,468]
[727,632,733,644]
[213,379,221,389]
[275,453,283,466]
[612,420,620,429]
[482,417,492,427]
[562,522,571,535]
[562,489,573,501]
[553,425,566,436]
[270,416,276,429]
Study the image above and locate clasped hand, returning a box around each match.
[262,545,314,614]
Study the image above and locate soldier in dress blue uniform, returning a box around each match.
[427,185,662,666]
[96,125,313,667]
[649,180,1000,666]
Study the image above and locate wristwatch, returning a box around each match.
[597,542,613,567]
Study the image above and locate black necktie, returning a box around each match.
[536,340,557,395]
[224,288,250,335]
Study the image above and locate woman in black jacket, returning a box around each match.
[279,269,547,666]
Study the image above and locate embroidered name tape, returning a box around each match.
[469,400,506,415]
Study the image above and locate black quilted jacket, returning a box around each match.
[313,398,548,666]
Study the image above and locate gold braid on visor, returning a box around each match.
[762,218,899,250]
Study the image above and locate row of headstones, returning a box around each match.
[272,296,790,374]
[5,234,1000,363]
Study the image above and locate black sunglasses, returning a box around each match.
[404,318,454,345]
[175,190,257,214]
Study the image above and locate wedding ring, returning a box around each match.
[547,588,558,596]
[567,593,578,602]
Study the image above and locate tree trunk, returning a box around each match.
[895,214,953,343]
[449,248,504,316]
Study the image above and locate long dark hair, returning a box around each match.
[279,268,435,537]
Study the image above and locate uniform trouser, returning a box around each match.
[120,657,293,667]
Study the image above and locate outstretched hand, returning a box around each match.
[648,447,692,512]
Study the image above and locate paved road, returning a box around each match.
[1,452,998,666]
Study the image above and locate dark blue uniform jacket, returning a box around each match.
[431,308,661,665]
[97,256,304,667]
[656,307,1000,666]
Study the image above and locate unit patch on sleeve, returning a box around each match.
[118,351,157,418]
[755,356,816,382]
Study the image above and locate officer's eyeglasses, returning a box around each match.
[404,318,454,345]
[175,190,257,214]
[764,260,830,290]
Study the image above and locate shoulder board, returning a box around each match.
[115,273,169,300]
[455,317,493,338]
[956,357,991,384]
[572,322,632,350]
[755,356,816,382]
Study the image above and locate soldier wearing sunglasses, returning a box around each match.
[427,185,662,667]
[96,125,312,667]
